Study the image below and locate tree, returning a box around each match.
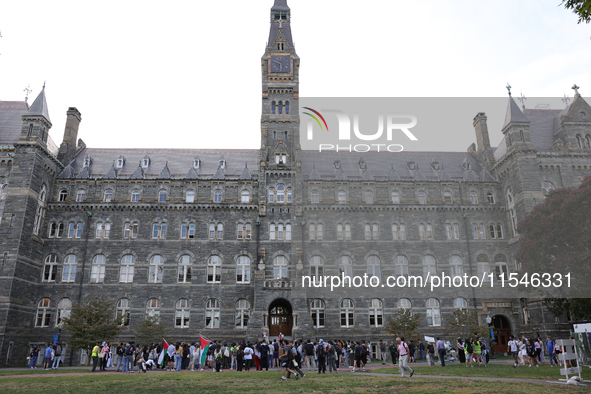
[135,315,168,347]
[543,298,591,321]
[515,176,591,297]
[385,308,422,342]
[443,309,487,341]
[61,297,121,363]
[561,0,591,24]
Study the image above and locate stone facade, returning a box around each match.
[1,0,590,367]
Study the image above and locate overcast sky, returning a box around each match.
[0,0,589,151]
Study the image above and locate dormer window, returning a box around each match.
[83,155,92,168]
[276,154,287,164]
[358,158,366,170]
[116,156,125,169]
[142,157,150,169]
[432,162,440,170]
[193,159,200,169]
[334,160,341,169]
[407,161,416,170]
[219,158,226,169]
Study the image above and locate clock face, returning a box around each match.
[270,55,291,73]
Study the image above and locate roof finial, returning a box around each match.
[506,83,512,97]
[43,80,46,90]
[518,92,526,111]
[572,84,580,96]
[562,93,571,107]
[23,84,32,104]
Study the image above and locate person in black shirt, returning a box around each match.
[408,341,416,362]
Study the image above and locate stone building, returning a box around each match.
[1,0,590,366]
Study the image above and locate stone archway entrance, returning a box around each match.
[491,315,512,354]
[269,299,292,337]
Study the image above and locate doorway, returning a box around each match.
[269,299,292,336]
[491,315,512,354]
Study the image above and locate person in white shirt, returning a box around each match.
[396,337,414,377]
[244,343,253,371]
[507,335,520,367]
[166,343,176,372]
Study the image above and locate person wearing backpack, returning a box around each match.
[316,339,326,374]
[465,338,474,367]
[304,340,315,372]
[427,341,435,366]
[327,341,338,373]
[260,340,270,371]
[360,341,368,370]
[333,341,341,369]
[397,337,414,377]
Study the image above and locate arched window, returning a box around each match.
[477,254,491,282]
[57,298,72,326]
[175,299,190,328]
[116,298,130,326]
[271,101,276,114]
[120,255,135,283]
[186,190,195,203]
[495,254,508,281]
[236,256,250,283]
[241,190,250,203]
[337,191,346,203]
[235,299,250,328]
[391,191,400,204]
[339,255,352,279]
[340,299,354,327]
[285,224,291,240]
[586,134,591,149]
[395,255,409,279]
[397,298,412,310]
[367,255,381,280]
[146,298,161,317]
[62,254,77,283]
[273,256,288,279]
[33,185,47,235]
[486,192,495,204]
[36,298,52,327]
[278,101,283,114]
[469,191,478,204]
[76,222,83,238]
[96,222,103,238]
[269,224,276,240]
[91,254,106,283]
[177,255,192,283]
[209,223,216,239]
[507,187,517,236]
[576,135,583,148]
[131,190,140,202]
[426,298,441,326]
[76,189,86,202]
[276,185,285,203]
[59,189,68,202]
[268,188,275,203]
[149,255,164,283]
[285,101,290,114]
[541,181,555,196]
[454,297,468,309]
[158,190,167,202]
[207,255,222,283]
[423,255,436,280]
[443,191,452,204]
[369,299,383,327]
[310,299,325,328]
[287,187,292,203]
[364,191,373,204]
[449,255,463,278]
[310,256,324,279]
[213,190,222,203]
[103,189,113,202]
[277,224,285,240]
[43,254,58,282]
[309,223,323,240]
[311,191,319,204]
[205,299,220,328]
[217,223,223,239]
[417,191,426,204]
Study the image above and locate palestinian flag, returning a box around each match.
[158,339,169,367]
[199,336,211,366]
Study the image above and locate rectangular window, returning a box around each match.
[472,224,478,240]
[189,224,195,239]
[446,224,452,240]
[345,224,351,240]
[217,224,223,239]
[181,224,187,239]
[152,224,159,239]
[393,225,399,240]
[207,266,221,283]
[309,224,315,240]
[285,224,290,240]
[479,224,486,239]
[104,223,110,238]
[68,223,75,238]
[453,224,459,239]
[317,225,323,240]
[75,223,83,238]
[337,225,343,240]
[419,225,426,240]
[131,223,139,238]
[160,223,166,238]
[489,224,496,239]
[237,224,243,240]
[278,225,284,240]
[124,223,131,239]
[399,224,406,240]
[496,224,503,239]
[372,224,379,240]
[209,224,215,239]
[365,224,371,240]
[427,224,433,239]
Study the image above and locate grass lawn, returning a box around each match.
[0,371,589,393]
[373,362,591,381]
[0,368,92,376]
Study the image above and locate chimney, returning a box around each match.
[473,112,491,151]
[58,107,82,164]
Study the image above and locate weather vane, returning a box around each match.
[23,85,32,104]
[562,93,571,107]
[572,84,580,95]
[518,92,526,110]
[506,83,512,97]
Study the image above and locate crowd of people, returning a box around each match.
[28,333,576,378]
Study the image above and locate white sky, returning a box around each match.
[0,0,589,151]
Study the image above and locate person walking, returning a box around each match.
[427,342,435,366]
[304,340,315,372]
[327,341,338,373]
[260,340,270,371]
[436,337,445,367]
[244,343,253,371]
[29,345,39,369]
[418,340,425,362]
[52,343,62,370]
[316,339,326,374]
[91,342,101,372]
[546,336,558,367]
[380,340,387,365]
[457,338,465,364]
[396,337,414,377]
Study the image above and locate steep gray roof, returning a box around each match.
[27,88,52,124]
[59,149,260,180]
[271,0,290,11]
[239,163,252,180]
[264,22,298,58]
[130,164,145,180]
[301,151,487,182]
[503,97,529,129]
[158,162,171,179]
